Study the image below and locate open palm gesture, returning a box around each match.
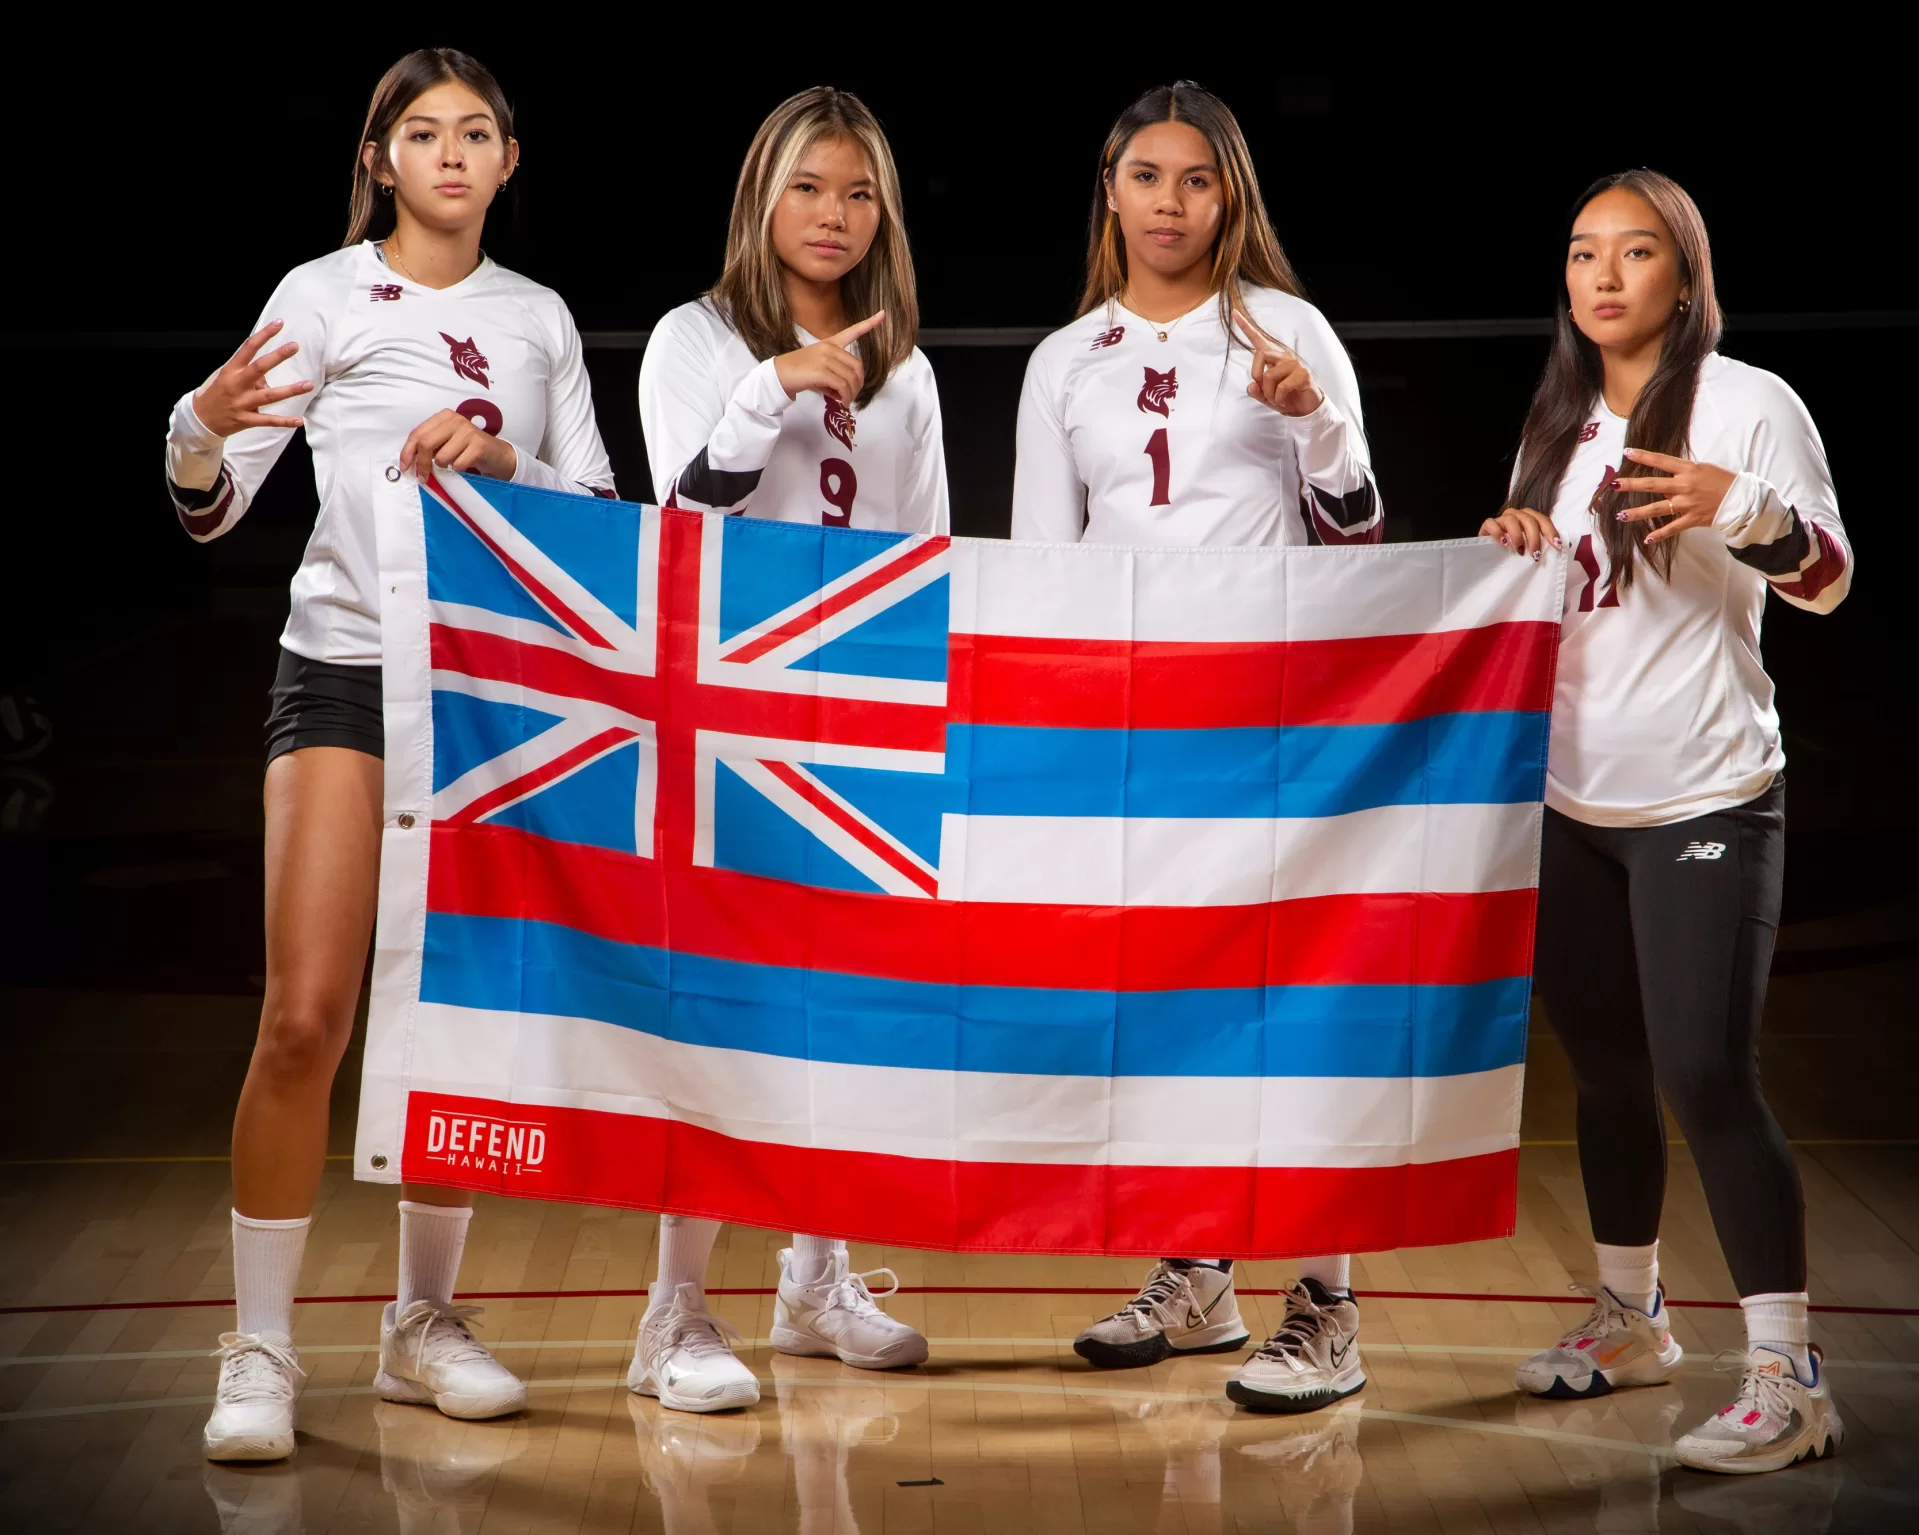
[192,320,312,437]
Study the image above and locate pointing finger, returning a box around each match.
[1623,447,1689,470]
[829,310,887,347]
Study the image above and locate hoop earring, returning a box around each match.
[1677,297,1691,314]
[379,184,393,198]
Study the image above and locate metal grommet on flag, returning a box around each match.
[397,813,415,829]
[370,1154,388,1170]
[385,464,402,482]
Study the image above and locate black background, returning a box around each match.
[0,43,1912,970]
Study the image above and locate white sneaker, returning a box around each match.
[203,1331,304,1462]
[1674,1345,1843,1474]
[1514,1284,1683,1399]
[1074,1260,1249,1369]
[376,1300,526,1419]
[628,1281,761,1413]
[1227,1278,1365,1413]
[771,1247,929,1369]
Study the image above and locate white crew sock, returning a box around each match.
[654,1214,723,1302]
[231,1210,311,1342]
[1742,1291,1812,1380]
[790,1233,845,1285]
[396,1201,472,1313]
[1595,1241,1660,1315]
[1297,1254,1352,1296]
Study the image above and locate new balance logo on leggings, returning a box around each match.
[1675,841,1727,861]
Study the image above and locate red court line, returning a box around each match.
[2,1286,1909,1317]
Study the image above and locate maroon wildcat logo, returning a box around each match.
[823,394,856,450]
[1137,366,1177,416]
[1089,325,1125,350]
[440,333,491,389]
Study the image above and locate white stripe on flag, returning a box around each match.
[950,538,1566,644]
[934,801,1540,906]
[408,1004,1521,1170]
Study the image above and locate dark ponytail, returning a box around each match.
[1507,169,1722,591]
[343,49,515,248]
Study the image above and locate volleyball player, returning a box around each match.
[1482,170,1850,1475]
[631,87,943,1414]
[170,50,617,1460]
[1011,81,1378,1415]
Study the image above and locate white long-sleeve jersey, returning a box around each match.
[165,243,617,666]
[638,297,948,534]
[1010,286,1381,548]
[1542,352,1852,827]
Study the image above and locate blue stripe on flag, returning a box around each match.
[946,710,1547,816]
[422,913,1529,1079]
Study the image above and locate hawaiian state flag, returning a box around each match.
[356,468,1563,1257]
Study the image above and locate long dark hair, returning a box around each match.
[343,49,516,248]
[1507,169,1722,589]
[1078,82,1302,340]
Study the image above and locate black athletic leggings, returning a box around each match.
[1533,778,1803,1296]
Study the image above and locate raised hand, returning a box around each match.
[1232,310,1323,417]
[1612,448,1738,545]
[191,320,313,437]
[1479,507,1563,559]
[774,311,885,403]
[399,409,518,480]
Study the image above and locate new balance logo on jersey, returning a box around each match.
[1579,420,1601,443]
[370,284,403,302]
[1676,841,1727,862]
[1090,325,1125,350]
[1138,366,1177,416]
[440,333,491,389]
[823,394,856,449]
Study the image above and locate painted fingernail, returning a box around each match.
[1531,550,1541,562]
[1553,538,1564,549]
[1609,479,1621,489]
[1499,536,1509,546]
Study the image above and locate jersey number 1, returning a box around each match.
[1144,428,1171,507]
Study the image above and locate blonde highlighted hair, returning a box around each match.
[710,87,917,407]
[1079,81,1301,342]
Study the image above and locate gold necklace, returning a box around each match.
[1122,292,1202,343]
[382,239,419,285]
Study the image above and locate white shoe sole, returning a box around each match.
[1074,1315,1250,1370]
[1517,1338,1683,1399]
[375,1367,526,1420]
[202,1430,295,1463]
[1675,1411,1844,1475]
[629,1368,761,1414]
[1227,1355,1367,1414]
[770,1323,930,1370]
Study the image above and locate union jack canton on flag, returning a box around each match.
[355,467,1564,1257]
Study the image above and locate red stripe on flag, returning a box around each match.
[429,624,947,753]
[723,537,949,664]
[428,824,1535,989]
[444,727,638,827]
[946,621,1557,730]
[400,1092,1518,1257]
[759,760,940,896]
[424,474,615,649]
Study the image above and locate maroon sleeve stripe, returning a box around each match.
[1771,521,1847,601]
[171,468,234,537]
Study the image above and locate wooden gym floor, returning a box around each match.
[2,616,1916,1531]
